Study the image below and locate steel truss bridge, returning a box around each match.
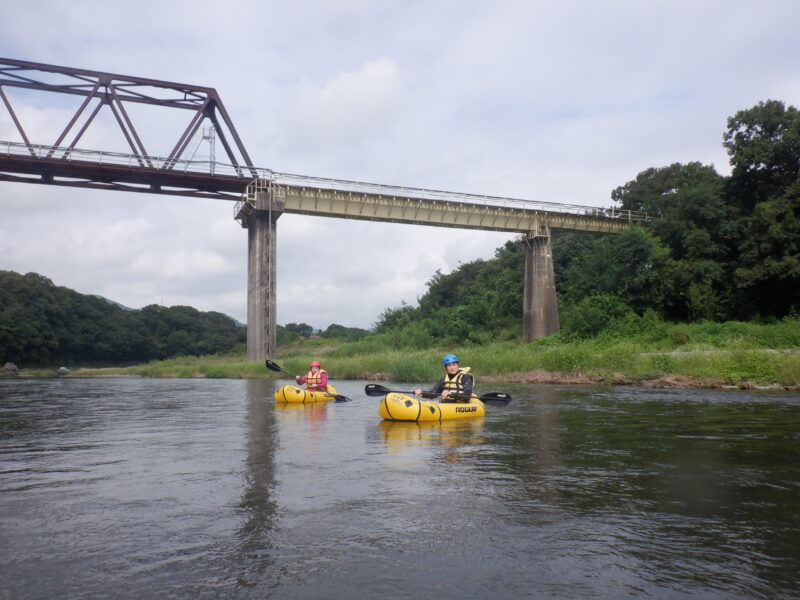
[0,58,648,359]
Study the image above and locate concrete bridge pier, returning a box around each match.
[245,190,283,361]
[523,226,560,342]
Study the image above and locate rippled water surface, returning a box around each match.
[1,378,799,599]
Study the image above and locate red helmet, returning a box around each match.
[310,361,321,367]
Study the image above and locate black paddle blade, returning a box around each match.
[264,359,283,372]
[479,392,512,405]
[364,384,391,397]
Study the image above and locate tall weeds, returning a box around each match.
[32,317,800,387]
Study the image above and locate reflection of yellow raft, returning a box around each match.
[274,384,338,403]
[378,392,485,422]
[379,419,484,452]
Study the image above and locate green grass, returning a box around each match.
[14,317,800,388]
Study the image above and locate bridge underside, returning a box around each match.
[261,182,635,235]
[0,153,248,200]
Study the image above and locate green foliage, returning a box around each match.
[370,241,523,346]
[669,324,691,346]
[561,294,635,338]
[374,302,417,333]
[43,317,798,386]
[734,184,800,315]
[320,323,370,341]
[723,100,800,318]
[387,355,438,382]
[0,270,245,366]
[644,353,677,376]
[538,345,592,372]
[283,322,314,337]
[559,228,672,315]
[724,99,800,211]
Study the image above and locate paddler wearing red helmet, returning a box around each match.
[295,360,328,392]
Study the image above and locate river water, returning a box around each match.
[1,378,799,599]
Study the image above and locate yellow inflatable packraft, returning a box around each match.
[274,384,338,403]
[378,392,485,422]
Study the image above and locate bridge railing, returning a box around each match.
[0,140,269,179]
[243,172,650,222]
[1,140,649,223]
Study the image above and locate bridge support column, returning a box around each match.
[245,191,283,361]
[523,227,560,342]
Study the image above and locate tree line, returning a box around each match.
[0,270,246,366]
[278,322,370,344]
[0,269,372,366]
[372,100,800,344]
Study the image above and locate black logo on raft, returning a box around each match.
[455,406,478,413]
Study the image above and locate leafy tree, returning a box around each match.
[611,162,743,320]
[374,303,417,333]
[561,294,635,338]
[723,99,800,212]
[559,228,673,315]
[721,100,800,317]
[734,181,800,316]
[283,322,314,338]
[321,323,370,341]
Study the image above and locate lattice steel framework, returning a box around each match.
[0,57,257,199]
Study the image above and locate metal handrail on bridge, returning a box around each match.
[0,140,269,179]
[234,173,650,224]
[0,140,649,224]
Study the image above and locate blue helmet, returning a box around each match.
[442,353,459,366]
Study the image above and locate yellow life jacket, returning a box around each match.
[304,368,328,391]
[442,367,475,398]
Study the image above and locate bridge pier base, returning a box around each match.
[245,190,283,361]
[523,227,560,342]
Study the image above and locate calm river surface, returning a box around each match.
[1,378,799,599]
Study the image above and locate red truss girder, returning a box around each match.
[0,57,258,198]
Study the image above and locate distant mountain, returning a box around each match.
[91,295,134,311]
[0,270,246,366]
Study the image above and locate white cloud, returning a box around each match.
[279,58,406,160]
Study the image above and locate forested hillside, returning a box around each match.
[373,100,800,344]
[0,270,246,365]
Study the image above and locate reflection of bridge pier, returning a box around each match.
[238,379,278,556]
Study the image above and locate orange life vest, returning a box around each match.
[303,368,328,391]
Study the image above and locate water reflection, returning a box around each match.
[379,419,485,456]
[488,385,800,595]
[2,380,798,599]
[274,401,329,423]
[238,380,278,541]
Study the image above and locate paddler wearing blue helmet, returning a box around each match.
[414,353,475,403]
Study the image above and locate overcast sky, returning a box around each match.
[2,1,799,330]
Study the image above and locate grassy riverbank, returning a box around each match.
[18,317,800,389]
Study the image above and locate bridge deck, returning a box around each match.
[0,140,648,233]
[235,176,647,234]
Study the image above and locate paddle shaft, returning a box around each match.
[363,384,511,405]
